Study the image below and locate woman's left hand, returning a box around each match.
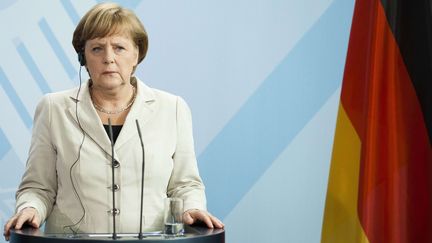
[183,209,224,229]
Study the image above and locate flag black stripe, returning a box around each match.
[380,0,432,144]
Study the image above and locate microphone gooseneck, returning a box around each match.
[108,118,117,240]
[135,119,146,239]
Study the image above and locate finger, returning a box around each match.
[4,227,11,241]
[30,215,40,228]
[4,215,18,237]
[14,213,33,230]
[210,215,224,228]
[183,212,195,225]
[4,215,17,231]
[195,212,214,229]
[211,214,224,227]
[4,216,19,241]
[3,225,9,240]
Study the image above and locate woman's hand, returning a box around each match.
[3,207,40,241]
[183,209,224,229]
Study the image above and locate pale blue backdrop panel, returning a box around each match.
[0,1,355,242]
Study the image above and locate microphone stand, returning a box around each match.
[108,118,117,240]
[135,120,146,239]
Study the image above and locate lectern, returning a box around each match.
[10,225,225,243]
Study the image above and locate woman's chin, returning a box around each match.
[93,78,128,89]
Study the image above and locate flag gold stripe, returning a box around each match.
[321,105,369,243]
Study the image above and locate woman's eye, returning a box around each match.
[92,47,102,52]
[115,46,125,51]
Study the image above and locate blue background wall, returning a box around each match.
[0,1,355,242]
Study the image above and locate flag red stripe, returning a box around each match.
[339,0,375,138]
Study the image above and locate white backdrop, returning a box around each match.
[0,0,355,242]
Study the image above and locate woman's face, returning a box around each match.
[84,33,138,90]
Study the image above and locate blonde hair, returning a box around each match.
[72,3,148,64]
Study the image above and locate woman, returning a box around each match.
[3,2,223,240]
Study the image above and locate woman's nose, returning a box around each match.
[103,49,115,64]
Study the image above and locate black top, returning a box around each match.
[103,125,123,144]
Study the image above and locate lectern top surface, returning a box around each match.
[11,225,225,243]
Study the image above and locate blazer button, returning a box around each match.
[113,160,120,168]
[107,184,120,191]
[108,208,120,215]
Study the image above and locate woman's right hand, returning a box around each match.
[3,207,40,241]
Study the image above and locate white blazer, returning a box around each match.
[15,79,206,233]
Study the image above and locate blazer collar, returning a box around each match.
[67,79,157,158]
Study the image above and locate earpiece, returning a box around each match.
[78,51,86,66]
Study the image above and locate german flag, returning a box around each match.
[321,0,432,242]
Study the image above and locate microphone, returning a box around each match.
[107,118,117,239]
[135,119,146,239]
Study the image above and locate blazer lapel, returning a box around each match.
[67,83,113,157]
[115,80,157,149]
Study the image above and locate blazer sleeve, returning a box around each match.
[15,94,57,224]
[166,97,207,212]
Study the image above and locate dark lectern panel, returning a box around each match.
[10,225,224,243]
